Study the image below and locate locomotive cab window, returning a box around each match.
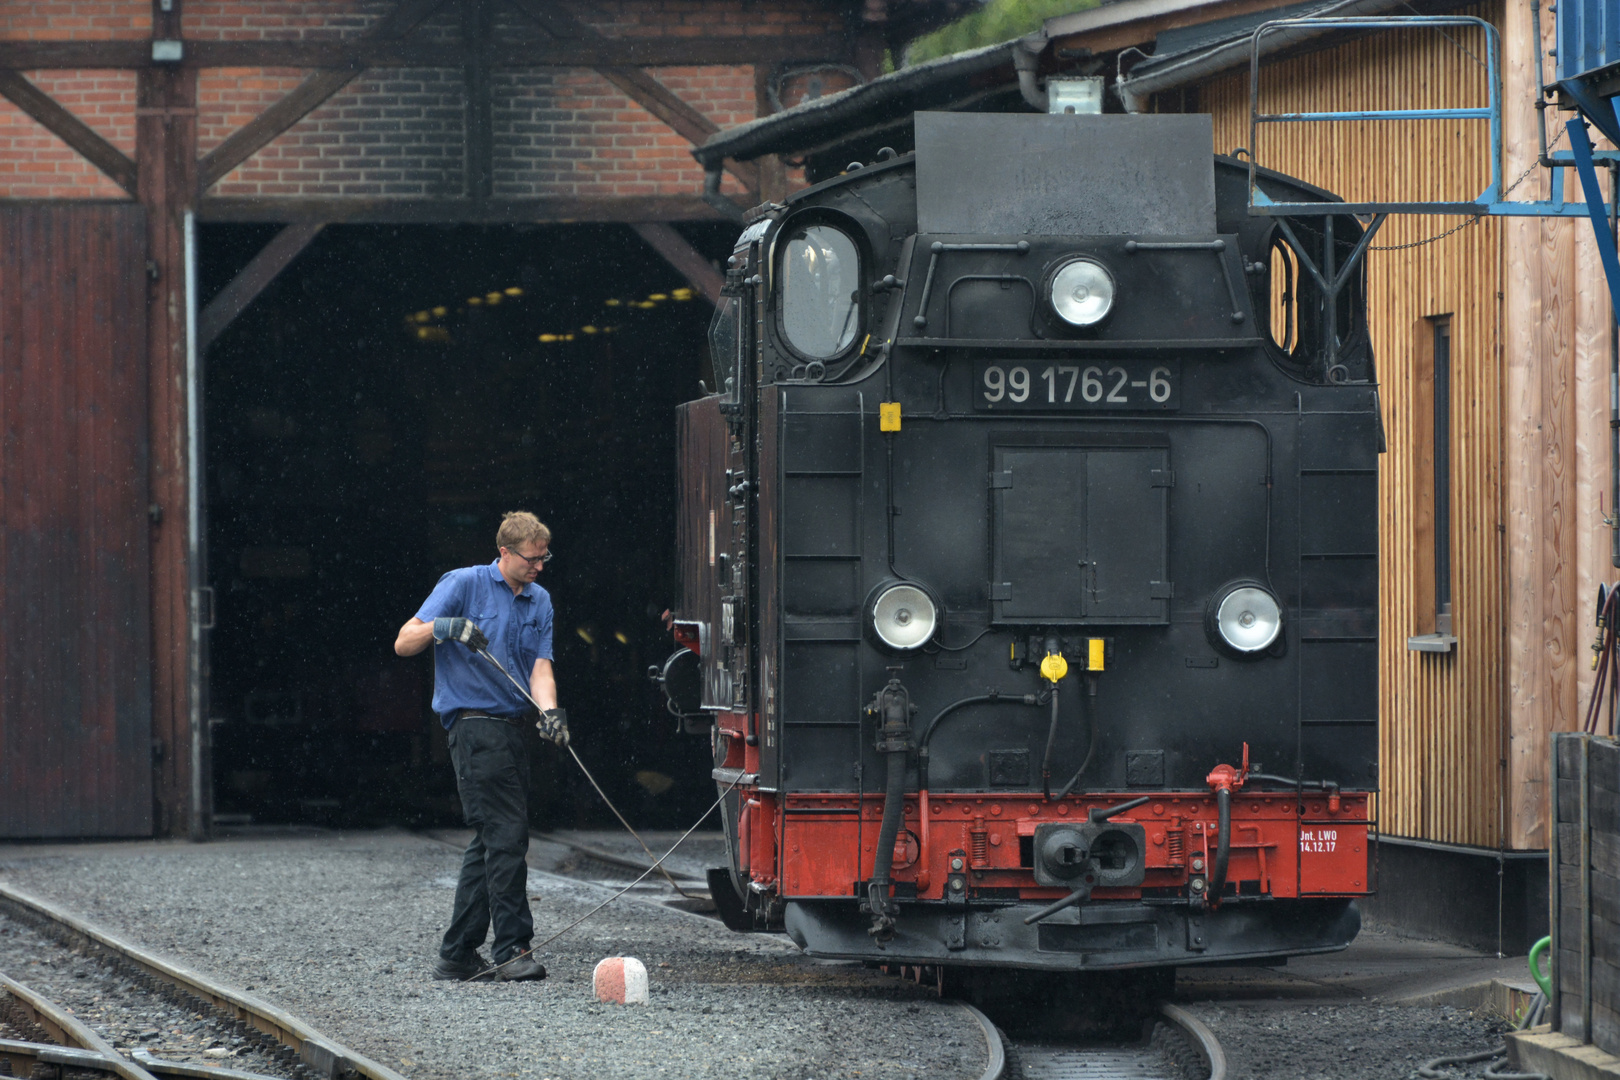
[778,224,861,360]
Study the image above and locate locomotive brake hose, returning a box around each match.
[866,739,909,940]
[865,678,916,941]
[1209,787,1232,900]
[1040,683,1062,800]
[473,646,699,899]
[1051,693,1099,802]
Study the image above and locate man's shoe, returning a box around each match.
[495,950,547,981]
[431,951,492,981]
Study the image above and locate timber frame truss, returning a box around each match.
[0,0,852,320]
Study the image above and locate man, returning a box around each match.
[394,511,569,982]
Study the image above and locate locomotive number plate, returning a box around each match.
[974,360,1180,411]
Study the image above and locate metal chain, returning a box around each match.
[1368,127,1568,251]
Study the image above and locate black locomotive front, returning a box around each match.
[658,112,1380,971]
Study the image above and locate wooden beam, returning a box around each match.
[463,0,494,200]
[631,223,724,306]
[197,70,353,191]
[0,70,138,196]
[196,222,325,352]
[196,0,448,192]
[137,55,199,839]
[0,35,852,71]
[507,0,759,193]
[196,194,726,224]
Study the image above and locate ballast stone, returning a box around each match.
[593,956,648,1004]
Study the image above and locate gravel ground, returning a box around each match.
[0,912,306,1078]
[1176,988,1516,1079]
[0,830,982,1080]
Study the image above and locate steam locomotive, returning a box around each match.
[654,111,1379,972]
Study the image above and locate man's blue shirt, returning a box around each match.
[416,561,554,727]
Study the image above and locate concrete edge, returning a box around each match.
[1393,978,1541,1022]
[1508,1028,1620,1080]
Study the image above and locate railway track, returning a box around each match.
[986,1003,1225,1080]
[0,884,406,1080]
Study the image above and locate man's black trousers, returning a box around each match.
[441,716,534,964]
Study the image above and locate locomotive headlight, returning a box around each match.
[868,582,938,651]
[1049,258,1115,327]
[1208,583,1283,654]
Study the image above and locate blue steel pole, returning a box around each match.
[1567,114,1620,326]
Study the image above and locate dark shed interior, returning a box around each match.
[199,223,729,830]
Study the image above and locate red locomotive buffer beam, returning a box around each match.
[769,791,1370,902]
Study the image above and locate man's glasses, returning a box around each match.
[505,547,552,566]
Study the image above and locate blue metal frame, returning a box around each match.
[1567,111,1620,325]
[1245,15,1617,219]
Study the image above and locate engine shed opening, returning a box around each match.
[199,222,729,830]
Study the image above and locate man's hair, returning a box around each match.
[496,511,551,551]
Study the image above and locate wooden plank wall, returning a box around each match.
[0,203,154,837]
[1202,5,1508,847]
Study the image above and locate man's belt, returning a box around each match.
[450,709,536,726]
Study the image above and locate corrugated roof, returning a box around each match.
[693,39,1030,168]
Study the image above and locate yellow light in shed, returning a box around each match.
[467,296,483,306]
[613,631,628,645]
[581,325,599,335]
[638,301,657,309]
[649,293,668,301]
[539,333,558,343]
[414,310,430,322]
[672,288,694,301]
[432,306,447,317]
[504,287,523,296]
[605,298,622,307]
[485,292,502,305]
[563,333,575,341]
[576,627,595,645]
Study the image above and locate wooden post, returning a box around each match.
[1503,0,1580,849]
[138,0,200,839]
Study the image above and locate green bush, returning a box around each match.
[905,0,1101,66]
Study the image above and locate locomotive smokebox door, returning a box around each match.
[990,443,1171,625]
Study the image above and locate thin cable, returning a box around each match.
[474,646,699,898]
[930,626,993,652]
[469,772,743,981]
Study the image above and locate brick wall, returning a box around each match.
[1,0,845,203]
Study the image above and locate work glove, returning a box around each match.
[537,708,569,746]
[432,617,488,651]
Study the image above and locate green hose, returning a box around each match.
[1528,935,1552,999]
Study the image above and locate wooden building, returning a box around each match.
[695,0,1611,949]
[0,0,966,840]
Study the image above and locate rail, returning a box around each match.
[0,883,408,1080]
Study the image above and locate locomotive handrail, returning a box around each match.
[1247,15,1615,218]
